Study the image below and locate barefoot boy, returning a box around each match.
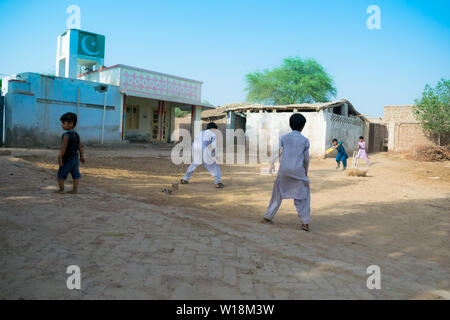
[56,112,85,194]
[180,122,224,188]
[262,114,311,231]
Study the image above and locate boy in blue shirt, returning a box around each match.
[332,138,348,170]
[56,112,85,194]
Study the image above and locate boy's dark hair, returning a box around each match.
[359,136,364,139]
[332,138,338,143]
[60,112,78,127]
[289,113,306,131]
[207,122,218,130]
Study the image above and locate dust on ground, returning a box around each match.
[1,145,449,299]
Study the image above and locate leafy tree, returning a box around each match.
[245,56,336,105]
[414,78,450,144]
[175,107,191,118]
[175,100,212,118]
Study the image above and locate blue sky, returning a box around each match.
[0,0,449,116]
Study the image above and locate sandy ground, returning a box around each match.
[0,145,449,299]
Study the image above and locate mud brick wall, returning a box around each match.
[396,123,435,151]
[384,105,436,151]
[384,105,418,123]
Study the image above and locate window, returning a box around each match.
[333,106,341,115]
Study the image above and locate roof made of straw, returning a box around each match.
[201,106,227,120]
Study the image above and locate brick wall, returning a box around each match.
[384,105,418,123]
[383,105,436,151]
[395,123,435,152]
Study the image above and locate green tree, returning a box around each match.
[414,78,450,144]
[175,107,191,118]
[245,56,336,105]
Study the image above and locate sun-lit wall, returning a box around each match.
[2,72,122,147]
[245,111,326,157]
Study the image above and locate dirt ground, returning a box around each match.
[1,145,449,299]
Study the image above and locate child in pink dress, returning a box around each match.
[357,136,370,166]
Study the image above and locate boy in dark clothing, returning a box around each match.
[56,112,85,194]
[332,138,348,170]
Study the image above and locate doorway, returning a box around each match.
[151,101,170,142]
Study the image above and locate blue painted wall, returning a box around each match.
[0,96,4,146]
[2,72,122,147]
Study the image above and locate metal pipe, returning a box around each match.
[121,94,126,140]
[101,90,107,144]
[2,97,5,146]
[76,88,80,115]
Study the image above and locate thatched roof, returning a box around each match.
[201,106,226,121]
[221,99,361,116]
[199,99,366,121]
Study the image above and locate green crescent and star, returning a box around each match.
[77,31,105,58]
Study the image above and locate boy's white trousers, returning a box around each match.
[183,162,221,184]
[264,179,311,224]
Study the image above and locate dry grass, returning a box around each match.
[347,168,368,177]
[413,144,450,162]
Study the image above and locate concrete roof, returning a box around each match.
[78,64,203,84]
[221,99,361,116]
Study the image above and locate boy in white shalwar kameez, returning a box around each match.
[180,122,225,188]
[262,113,311,231]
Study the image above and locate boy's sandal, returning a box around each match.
[215,183,225,188]
[261,218,273,224]
[180,179,189,184]
[301,224,310,232]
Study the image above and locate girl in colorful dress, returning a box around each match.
[357,136,370,166]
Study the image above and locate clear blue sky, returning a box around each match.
[1,0,449,116]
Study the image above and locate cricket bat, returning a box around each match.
[326,146,336,154]
[326,142,342,154]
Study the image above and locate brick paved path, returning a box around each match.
[0,156,448,299]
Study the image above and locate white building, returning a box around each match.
[1,28,212,147]
[79,64,209,143]
[222,100,369,158]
